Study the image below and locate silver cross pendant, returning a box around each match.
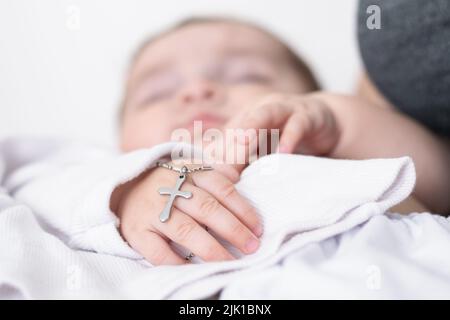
[158,173,192,222]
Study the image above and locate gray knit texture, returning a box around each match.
[358,0,450,136]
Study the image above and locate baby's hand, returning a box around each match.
[225,93,340,172]
[112,164,262,265]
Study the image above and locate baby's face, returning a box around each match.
[120,21,311,151]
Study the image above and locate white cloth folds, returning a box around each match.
[0,138,448,299]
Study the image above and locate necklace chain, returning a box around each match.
[156,161,213,174]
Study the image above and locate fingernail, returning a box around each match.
[245,238,260,254]
[254,224,264,237]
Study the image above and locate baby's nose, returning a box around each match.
[178,80,223,105]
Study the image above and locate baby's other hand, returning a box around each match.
[225,93,340,172]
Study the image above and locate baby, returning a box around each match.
[112,17,450,266]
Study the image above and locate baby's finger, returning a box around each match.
[190,171,262,237]
[175,183,260,254]
[190,138,241,182]
[227,97,291,132]
[223,133,258,174]
[155,208,235,262]
[224,99,292,173]
[211,163,240,183]
[278,113,309,154]
[128,230,187,266]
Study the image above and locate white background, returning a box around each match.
[0,0,361,147]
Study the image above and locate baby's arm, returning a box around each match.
[225,92,449,214]
[318,93,450,214]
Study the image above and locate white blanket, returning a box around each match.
[0,138,449,299]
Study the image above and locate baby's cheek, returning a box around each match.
[120,114,172,151]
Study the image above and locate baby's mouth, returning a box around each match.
[184,113,226,132]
